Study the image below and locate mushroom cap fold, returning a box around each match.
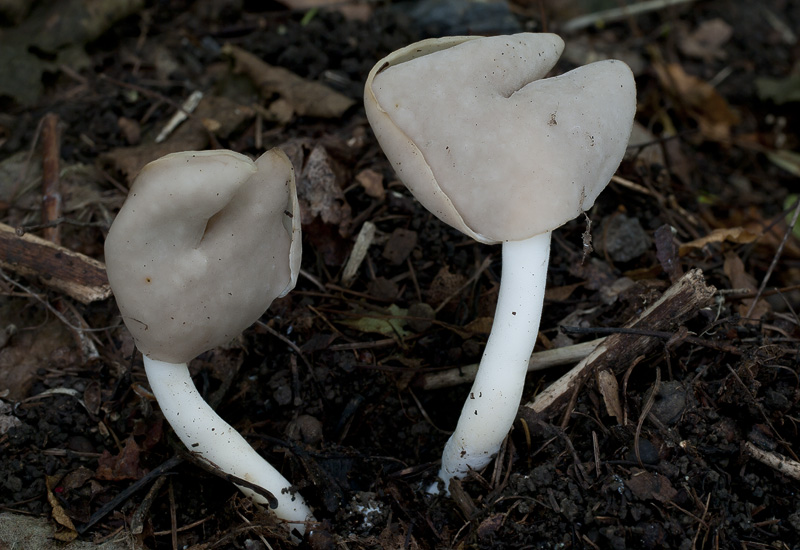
[105,149,301,364]
[365,33,636,244]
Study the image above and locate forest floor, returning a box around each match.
[1,0,799,549]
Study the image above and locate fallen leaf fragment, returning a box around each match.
[624,468,678,503]
[755,74,800,105]
[766,149,800,178]
[654,62,739,142]
[678,18,733,61]
[356,168,385,200]
[223,43,355,119]
[46,475,78,542]
[293,143,352,234]
[427,266,467,309]
[382,228,417,265]
[723,252,769,320]
[340,304,410,339]
[678,227,758,256]
[100,95,253,183]
[95,436,145,481]
[0,0,145,106]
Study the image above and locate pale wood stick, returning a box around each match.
[418,338,605,391]
[742,441,800,482]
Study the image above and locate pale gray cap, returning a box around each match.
[365,33,636,244]
[104,149,301,364]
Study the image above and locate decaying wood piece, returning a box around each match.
[523,268,716,422]
[0,223,110,304]
[418,338,605,391]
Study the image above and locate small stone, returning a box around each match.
[272,384,292,406]
[603,214,650,263]
[382,228,418,265]
[649,381,687,425]
[407,302,435,332]
[286,415,324,445]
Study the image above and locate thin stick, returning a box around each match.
[561,0,696,32]
[40,113,62,243]
[742,441,800,482]
[418,338,604,390]
[746,197,800,318]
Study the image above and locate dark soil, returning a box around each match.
[1,1,799,549]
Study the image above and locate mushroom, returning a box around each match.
[104,149,313,533]
[364,33,636,491]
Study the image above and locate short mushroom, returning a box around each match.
[104,149,313,533]
[364,33,636,491]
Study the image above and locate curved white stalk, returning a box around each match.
[143,356,313,534]
[430,232,551,493]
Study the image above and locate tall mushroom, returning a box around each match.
[364,33,636,491]
[104,149,313,533]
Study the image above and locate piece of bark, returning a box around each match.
[0,222,110,303]
[522,269,715,423]
[223,43,355,119]
[418,338,605,391]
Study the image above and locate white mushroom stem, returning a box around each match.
[431,232,551,493]
[143,356,313,534]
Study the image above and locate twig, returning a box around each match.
[635,368,660,468]
[155,90,204,143]
[40,113,62,243]
[255,320,312,372]
[742,441,800,482]
[77,456,183,534]
[15,217,109,235]
[561,325,741,354]
[561,0,696,32]
[746,197,800,318]
[418,338,604,390]
[523,269,715,422]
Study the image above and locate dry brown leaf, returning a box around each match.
[544,282,582,302]
[463,316,494,336]
[654,62,739,142]
[101,96,253,183]
[427,266,467,309]
[355,168,385,200]
[624,468,678,503]
[45,475,78,542]
[723,252,770,320]
[382,228,417,266]
[296,144,352,232]
[223,43,355,119]
[95,436,145,481]
[678,18,733,61]
[679,227,758,256]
